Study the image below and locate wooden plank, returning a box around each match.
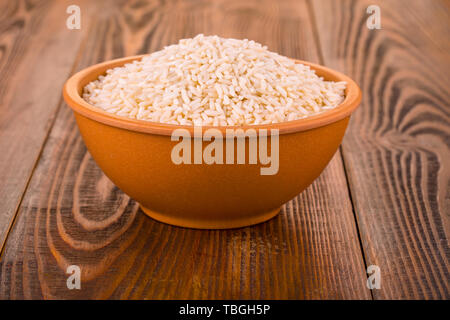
[312,0,450,299]
[0,0,371,299]
[0,0,99,251]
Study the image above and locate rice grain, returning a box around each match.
[83,34,346,126]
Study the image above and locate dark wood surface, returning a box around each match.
[312,0,450,299]
[0,0,448,299]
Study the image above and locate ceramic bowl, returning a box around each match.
[63,55,361,229]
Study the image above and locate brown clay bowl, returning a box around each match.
[63,55,361,229]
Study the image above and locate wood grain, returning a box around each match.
[0,0,370,299]
[312,0,450,299]
[0,0,100,252]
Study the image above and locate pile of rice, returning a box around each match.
[83,34,346,126]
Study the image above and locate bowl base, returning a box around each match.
[139,206,281,229]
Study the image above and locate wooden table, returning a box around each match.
[0,0,448,300]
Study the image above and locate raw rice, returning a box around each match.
[82,34,346,126]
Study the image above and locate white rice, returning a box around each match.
[82,34,346,126]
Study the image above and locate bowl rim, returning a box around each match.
[63,55,362,136]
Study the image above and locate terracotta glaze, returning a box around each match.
[63,55,362,229]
